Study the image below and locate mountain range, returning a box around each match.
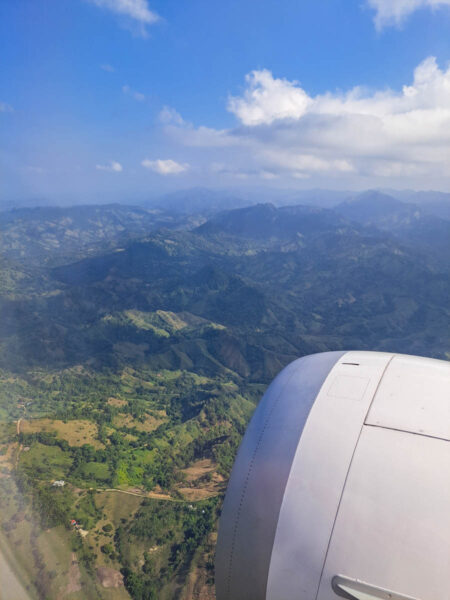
[0,189,448,600]
[1,191,449,376]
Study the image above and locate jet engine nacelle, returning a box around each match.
[215,351,450,600]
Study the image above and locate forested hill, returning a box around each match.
[0,194,449,600]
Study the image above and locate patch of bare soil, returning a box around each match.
[147,490,172,500]
[96,566,124,588]
[177,487,217,500]
[182,459,215,482]
[178,459,225,500]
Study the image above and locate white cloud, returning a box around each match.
[228,70,312,126]
[141,158,189,175]
[159,106,185,125]
[0,102,14,113]
[122,85,145,101]
[87,0,159,34]
[96,160,123,172]
[170,57,450,186]
[260,170,279,180]
[100,64,115,72]
[367,0,450,29]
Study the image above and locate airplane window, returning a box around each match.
[1,1,449,599]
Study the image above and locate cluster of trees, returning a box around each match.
[118,497,219,599]
[15,469,74,530]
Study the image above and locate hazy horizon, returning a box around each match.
[3,186,450,213]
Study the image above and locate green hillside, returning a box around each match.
[0,199,448,599]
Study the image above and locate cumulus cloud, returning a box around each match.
[122,85,145,101]
[367,0,450,29]
[141,158,189,175]
[87,0,159,34]
[0,102,14,113]
[228,70,312,126]
[96,160,123,172]
[169,57,450,186]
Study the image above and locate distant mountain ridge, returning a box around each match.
[196,203,345,240]
[152,187,248,215]
[334,190,450,263]
[385,189,450,220]
[1,197,447,378]
[335,191,416,226]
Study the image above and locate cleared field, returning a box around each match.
[112,413,166,433]
[19,443,72,479]
[95,490,142,524]
[177,487,217,500]
[78,461,110,482]
[20,418,104,449]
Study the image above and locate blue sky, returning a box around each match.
[2,0,450,204]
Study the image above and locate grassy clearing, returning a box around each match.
[19,443,72,480]
[21,419,104,449]
[124,310,172,337]
[95,491,142,525]
[107,397,128,408]
[112,413,167,433]
[78,462,111,484]
[155,310,189,331]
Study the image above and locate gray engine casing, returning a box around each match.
[215,351,450,600]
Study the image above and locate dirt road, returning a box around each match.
[98,488,173,500]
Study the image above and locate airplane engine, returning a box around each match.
[215,351,450,600]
